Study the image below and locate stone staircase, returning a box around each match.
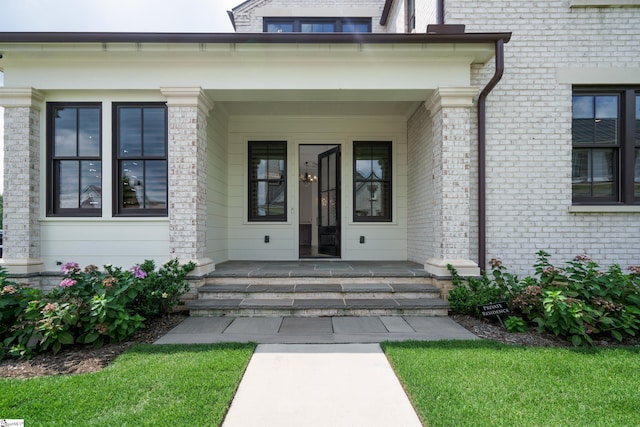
[188,276,449,317]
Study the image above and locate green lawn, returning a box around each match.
[0,343,255,427]
[383,340,640,427]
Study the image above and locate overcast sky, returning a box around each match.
[0,0,240,193]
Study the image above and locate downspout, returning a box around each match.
[437,0,445,24]
[477,38,504,272]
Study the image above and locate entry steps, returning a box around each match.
[188,277,449,317]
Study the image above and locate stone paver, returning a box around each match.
[154,315,478,344]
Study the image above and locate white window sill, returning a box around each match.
[569,205,640,213]
[570,0,640,7]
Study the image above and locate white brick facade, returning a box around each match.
[0,88,45,274]
[162,88,216,275]
[441,0,640,273]
[233,0,386,32]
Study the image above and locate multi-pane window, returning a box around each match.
[353,142,392,221]
[248,142,287,221]
[47,103,102,216]
[572,88,639,204]
[264,18,371,33]
[113,103,168,216]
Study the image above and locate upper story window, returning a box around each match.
[248,141,287,222]
[572,87,640,205]
[47,103,102,217]
[113,103,168,216]
[353,141,392,222]
[264,18,371,33]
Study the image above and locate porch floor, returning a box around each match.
[207,260,430,278]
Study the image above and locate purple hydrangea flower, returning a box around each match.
[59,278,77,288]
[61,262,80,274]
[129,265,147,279]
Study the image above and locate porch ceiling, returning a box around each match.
[212,89,430,117]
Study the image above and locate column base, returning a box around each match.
[0,258,46,276]
[185,257,216,277]
[424,258,480,277]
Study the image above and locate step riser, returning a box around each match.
[190,308,449,317]
[198,292,440,300]
[205,277,435,286]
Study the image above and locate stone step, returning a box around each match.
[188,297,450,317]
[196,282,442,300]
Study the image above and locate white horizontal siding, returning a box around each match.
[227,115,408,261]
[41,220,169,270]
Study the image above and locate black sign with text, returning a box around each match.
[479,302,510,318]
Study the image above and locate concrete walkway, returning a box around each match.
[154,316,477,426]
[222,343,423,427]
[154,316,478,344]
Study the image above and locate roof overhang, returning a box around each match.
[0,32,510,117]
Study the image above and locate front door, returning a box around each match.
[317,146,341,256]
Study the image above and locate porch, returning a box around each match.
[188,261,453,317]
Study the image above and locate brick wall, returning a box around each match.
[445,0,640,274]
[233,0,386,33]
[3,105,41,261]
[167,104,209,261]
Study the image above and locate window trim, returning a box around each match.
[353,141,393,222]
[263,17,372,33]
[46,102,103,217]
[572,86,639,206]
[248,141,288,222]
[112,102,168,217]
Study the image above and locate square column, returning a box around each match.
[424,87,480,277]
[0,88,45,275]
[161,87,215,276]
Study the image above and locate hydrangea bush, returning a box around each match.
[448,251,640,346]
[1,259,195,359]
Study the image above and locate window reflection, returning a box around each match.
[354,142,392,221]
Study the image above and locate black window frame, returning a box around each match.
[263,17,372,33]
[46,102,103,217]
[112,102,168,217]
[353,141,393,222]
[248,141,288,222]
[572,87,639,205]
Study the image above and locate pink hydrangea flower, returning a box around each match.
[129,265,147,279]
[59,278,77,288]
[61,262,80,274]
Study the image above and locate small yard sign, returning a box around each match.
[479,302,510,318]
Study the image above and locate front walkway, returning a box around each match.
[154,315,478,344]
[222,343,423,427]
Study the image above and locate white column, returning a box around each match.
[0,88,45,275]
[161,87,215,276]
[424,87,480,277]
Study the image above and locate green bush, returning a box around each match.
[519,251,640,346]
[450,251,640,346]
[1,259,195,359]
[447,259,521,317]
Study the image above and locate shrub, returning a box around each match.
[448,252,640,346]
[127,259,196,318]
[522,251,640,346]
[1,259,195,359]
[447,259,521,317]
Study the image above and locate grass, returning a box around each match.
[383,340,640,427]
[0,343,256,426]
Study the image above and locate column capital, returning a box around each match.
[424,86,479,117]
[160,87,214,114]
[0,87,45,109]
